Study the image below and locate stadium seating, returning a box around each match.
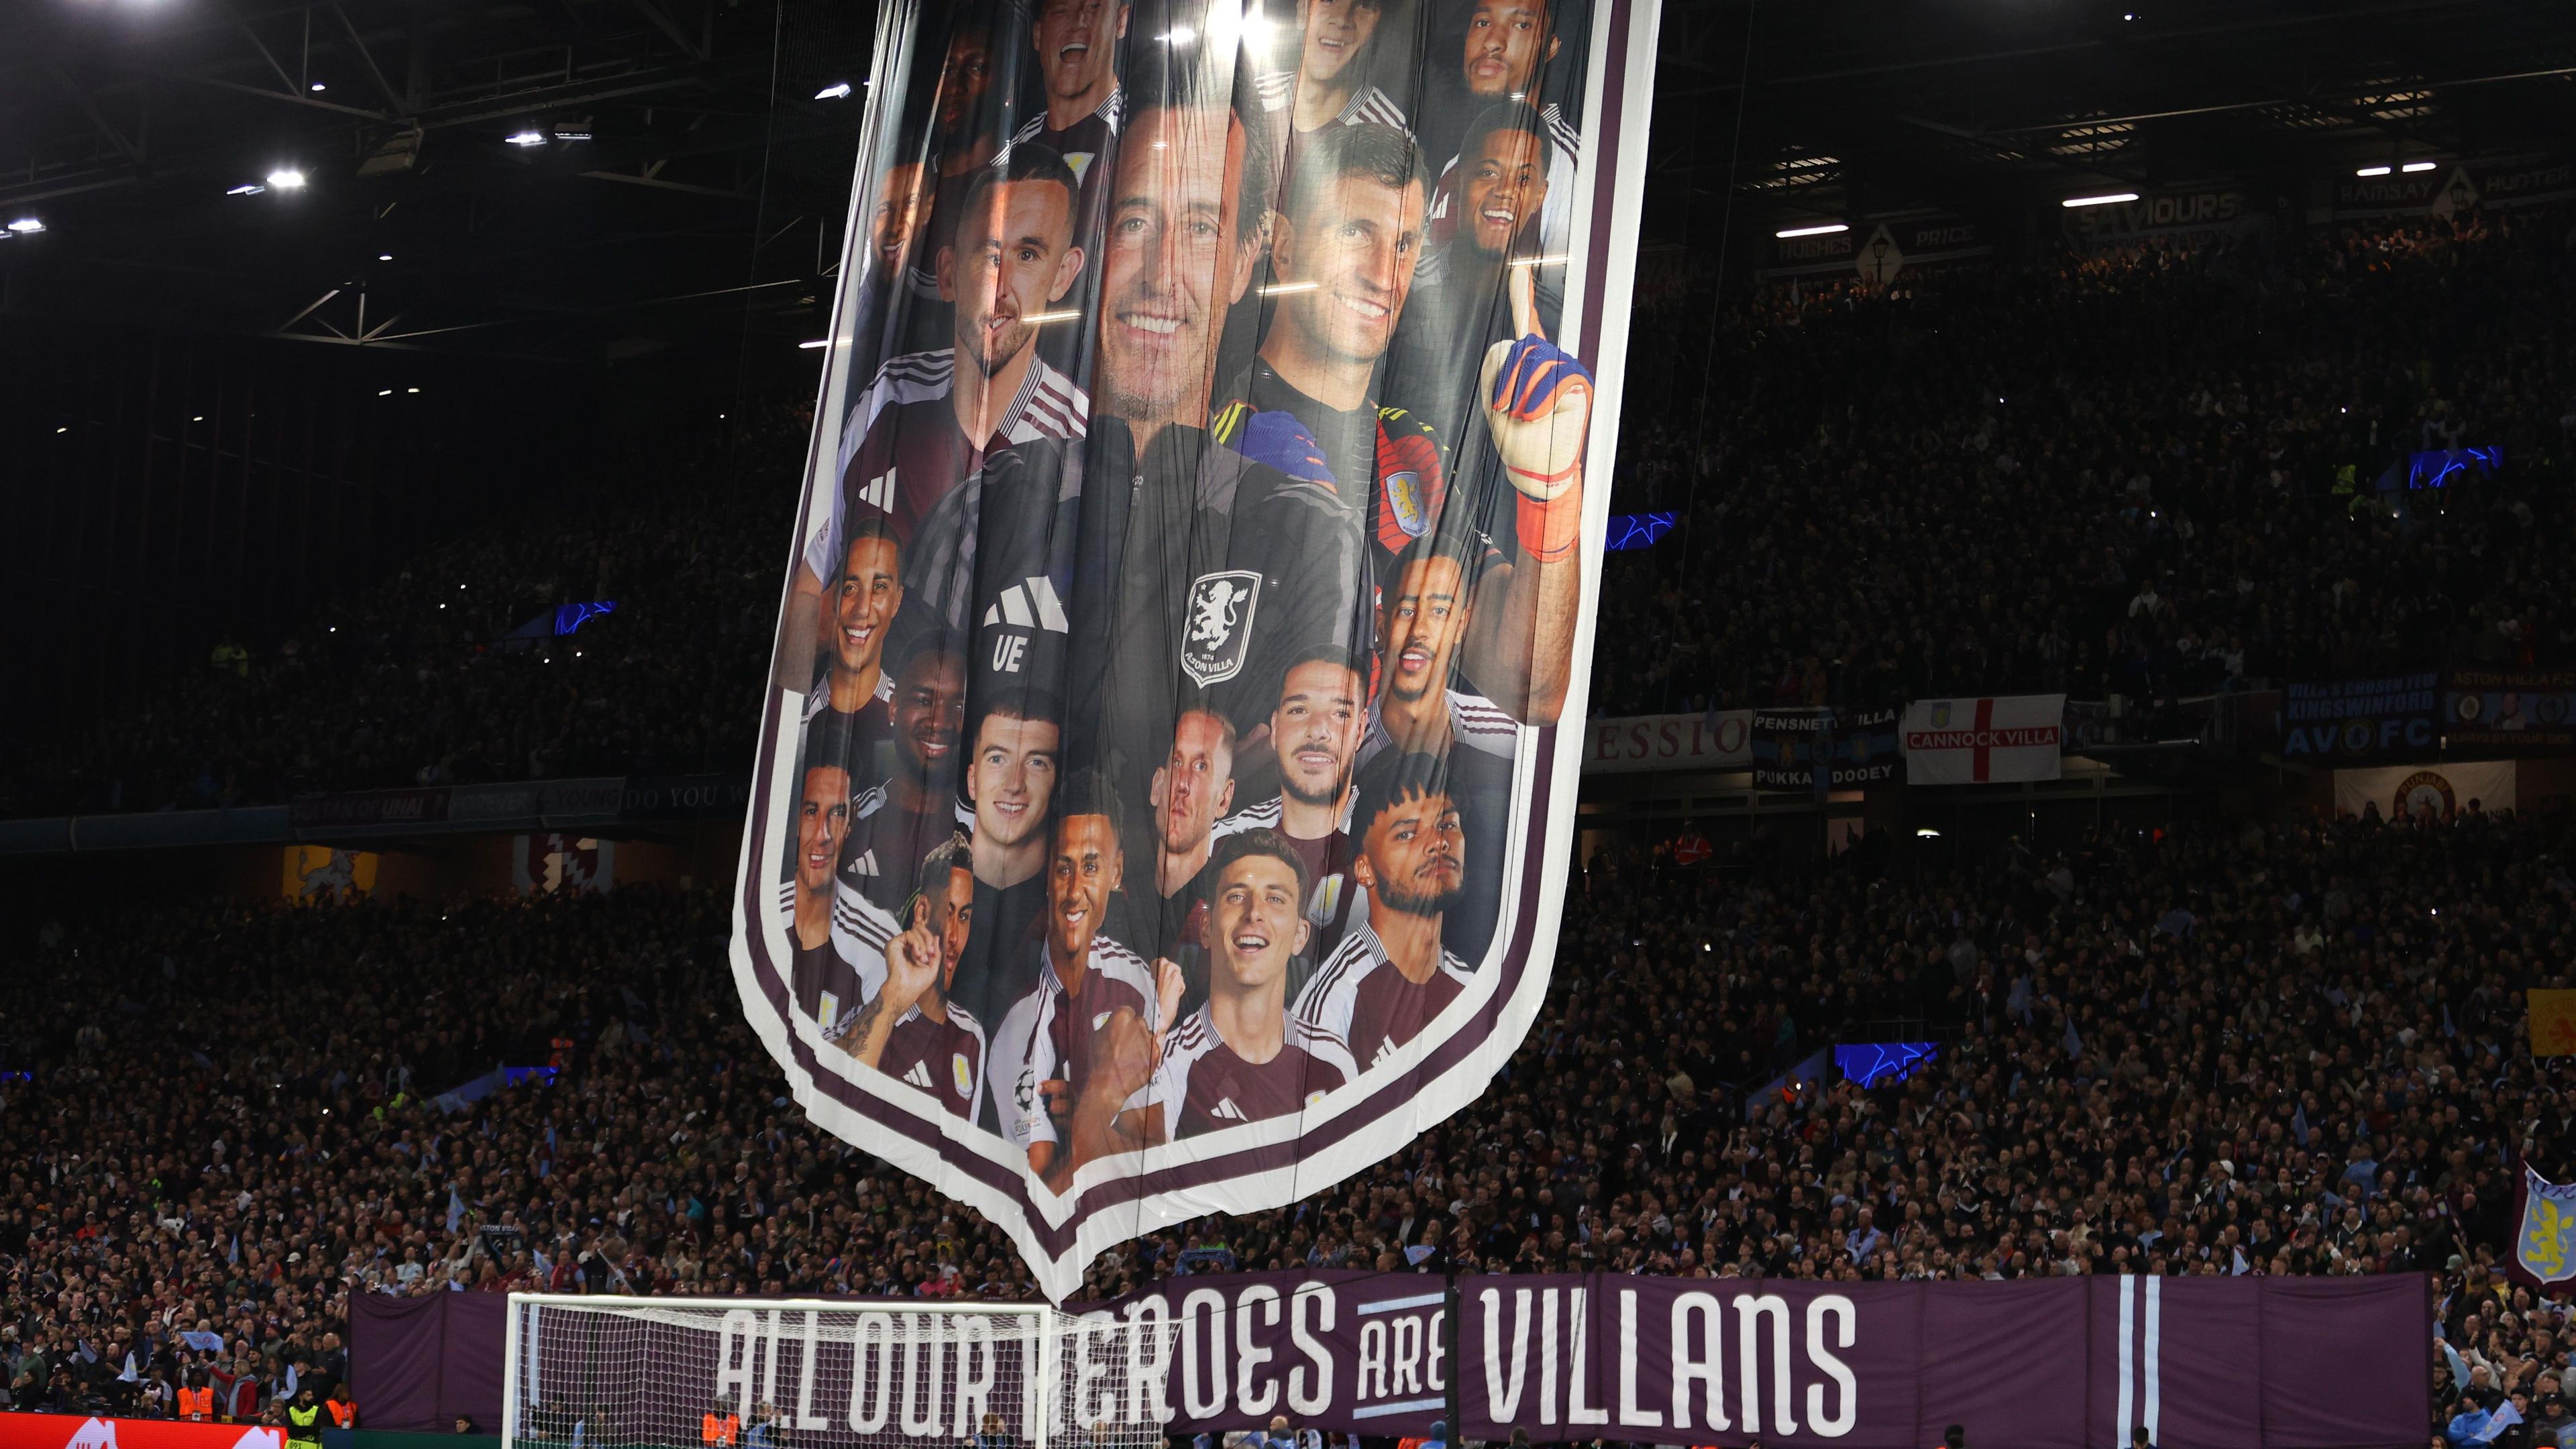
[8,211,2571,816]
[1593,205,2576,715]
[0,808,2554,1438]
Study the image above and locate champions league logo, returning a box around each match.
[1181,570,1261,687]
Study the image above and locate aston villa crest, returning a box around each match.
[2520,1165,2576,1283]
[1181,570,1261,687]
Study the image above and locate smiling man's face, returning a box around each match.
[1273,172,1424,368]
[796,767,851,893]
[833,535,902,678]
[892,651,965,784]
[1299,0,1384,87]
[1046,812,1122,964]
[1458,124,1548,260]
[970,712,1059,851]
[1212,851,1310,994]
[1270,659,1364,810]
[1032,0,1126,107]
[1096,105,1256,431]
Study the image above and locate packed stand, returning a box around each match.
[1,806,2564,1434]
[0,404,809,819]
[1592,205,2576,715]
[11,213,2573,814]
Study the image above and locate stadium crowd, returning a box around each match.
[1593,203,2576,714]
[0,806,2563,1440]
[8,211,2575,818]
[0,403,805,820]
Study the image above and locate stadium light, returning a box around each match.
[2354,166,2392,177]
[2402,161,2438,173]
[266,168,308,190]
[5,217,44,235]
[378,253,393,261]
[1775,223,1847,238]
[229,183,266,196]
[815,82,853,100]
[506,129,547,147]
[310,82,327,93]
[2061,192,2139,208]
[1915,827,1942,839]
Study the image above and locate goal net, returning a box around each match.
[503,1295,1176,1449]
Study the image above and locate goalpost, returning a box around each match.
[501,1295,1176,1449]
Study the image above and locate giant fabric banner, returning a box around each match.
[730,0,1660,1297]
[362,1275,2428,1447]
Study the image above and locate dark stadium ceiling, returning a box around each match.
[0,0,2567,366]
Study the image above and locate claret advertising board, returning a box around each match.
[730,0,1661,1297]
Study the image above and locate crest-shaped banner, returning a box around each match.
[729,0,1662,1297]
[2514,1163,2576,1286]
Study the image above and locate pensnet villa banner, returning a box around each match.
[728,0,1661,1297]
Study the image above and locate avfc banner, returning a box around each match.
[730,0,1662,1297]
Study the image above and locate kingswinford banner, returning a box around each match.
[731,0,1661,1298]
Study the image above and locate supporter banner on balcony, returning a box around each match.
[1762,216,1989,282]
[1751,706,1898,790]
[2333,157,2576,219]
[358,1274,2427,1447]
[1584,711,1752,773]
[2279,674,2440,761]
[2060,188,2254,250]
[2445,669,2576,753]
[1900,695,2064,785]
[729,0,1660,1299]
[2333,760,2516,822]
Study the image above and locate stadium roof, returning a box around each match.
[1657,0,2576,236]
[1,0,2567,364]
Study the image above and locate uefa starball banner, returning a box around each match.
[729,0,1661,1298]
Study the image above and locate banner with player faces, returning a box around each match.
[731,0,1659,1299]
